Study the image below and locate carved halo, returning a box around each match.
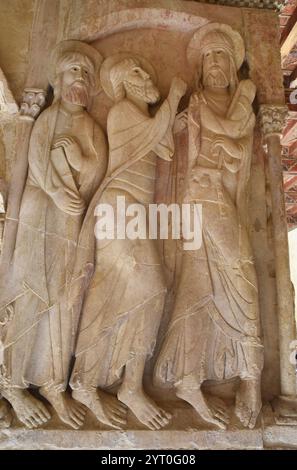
[187,22,245,71]
[48,40,104,94]
[100,52,157,102]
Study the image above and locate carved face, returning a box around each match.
[59,53,95,106]
[202,48,230,89]
[123,63,160,104]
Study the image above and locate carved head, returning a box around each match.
[109,58,160,104]
[49,40,103,106]
[187,23,245,95]
[201,31,237,90]
[55,52,95,107]
[100,53,159,104]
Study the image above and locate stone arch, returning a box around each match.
[71,8,210,43]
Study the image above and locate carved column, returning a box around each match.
[1,88,46,269]
[259,104,297,418]
[1,0,60,269]
[0,66,19,255]
[0,135,5,256]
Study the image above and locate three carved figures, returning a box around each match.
[0,22,263,431]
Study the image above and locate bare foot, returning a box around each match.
[40,387,86,430]
[1,388,51,429]
[176,386,227,430]
[0,399,12,429]
[235,379,262,429]
[118,386,171,430]
[72,389,127,430]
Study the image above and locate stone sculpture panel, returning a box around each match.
[0,2,296,449]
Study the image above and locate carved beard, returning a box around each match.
[62,82,90,107]
[204,67,229,88]
[124,80,160,104]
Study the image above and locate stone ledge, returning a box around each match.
[0,428,264,450]
[2,425,297,450]
[0,402,263,450]
[263,425,297,449]
[1,403,296,449]
[262,404,297,449]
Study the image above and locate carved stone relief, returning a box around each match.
[0,67,18,256]
[19,88,46,121]
[0,40,107,429]
[0,0,296,450]
[154,22,263,431]
[0,68,18,116]
[69,53,186,430]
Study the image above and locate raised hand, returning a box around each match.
[173,109,188,134]
[171,76,187,100]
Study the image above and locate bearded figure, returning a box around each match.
[69,53,187,430]
[154,24,264,430]
[0,40,115,429]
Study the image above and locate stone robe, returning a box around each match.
[70,98,174,390]
[0,101,107,390]
[155,86,264,388]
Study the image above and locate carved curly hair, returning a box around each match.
[109,57,141,102]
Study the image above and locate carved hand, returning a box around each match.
[211,136,241,161]
[173,109,188,134]
[171,77,187,100]
[53,135,83,171]
[52,186,85,216]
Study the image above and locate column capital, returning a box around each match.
[258,104,288,139]
[19,88,46,121]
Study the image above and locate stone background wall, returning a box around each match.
[0,0,34,103]
[0,0,290,407]
[0,0,296,450]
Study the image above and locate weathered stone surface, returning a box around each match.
[263,404,297,449]
[0,428,264,450]
[1,404,297,449]
[0,403,264,449]
[0,0,296,449]
[0,0,34,103]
